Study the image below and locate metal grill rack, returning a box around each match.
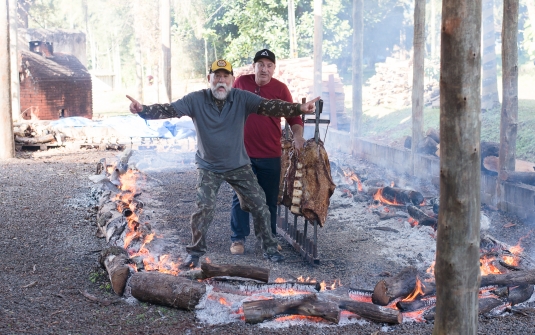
[277,98,330,265]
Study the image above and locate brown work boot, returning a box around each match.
[230,241,245,255]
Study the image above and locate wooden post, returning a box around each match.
[0,0,14,160]
[411,0,425,175]
[433,0,482,334]
[351,0,363,144]
[313,0,322,98]
[288,0,298,58]
[8,0,19,122]
[160,0,171,102]
[499,0,519,173]
[481,0,500,110]
[328,74,337,129]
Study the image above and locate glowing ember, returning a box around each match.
[274,278,286,283]
[480,256,502,275]
[501,255,519,267]
[373,188,403,206]
[343,170,363,192]
[402,277,425,302]
[408,217,419,227]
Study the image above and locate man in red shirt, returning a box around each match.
[230,49,305,255]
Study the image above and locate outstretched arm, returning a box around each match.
[257,97,320,118]
[126,95,179,120]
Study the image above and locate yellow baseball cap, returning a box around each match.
[210,59,233,75]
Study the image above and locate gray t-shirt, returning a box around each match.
[170,88,263,173]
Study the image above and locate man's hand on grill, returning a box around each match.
[300,97,320,114]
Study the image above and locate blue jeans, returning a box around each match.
[230,157,281,242]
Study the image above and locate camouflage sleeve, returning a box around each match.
[257,99,302,118]
[137,103,179,120]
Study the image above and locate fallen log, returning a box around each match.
[319,292,402,324]
[368,187,424,206]
[480,268,535,287]
[508,284,534,305]
[242,294,340,324]
[407,205,438,228]
[15,134,55,144]
[200,262,269,283]
[372,266,418,306]
[99,246,132,295]
[499,171,535,186]
[130,271,206,310]
[417,136,438,156]
[423,296,505,321]
[206,278,321,296]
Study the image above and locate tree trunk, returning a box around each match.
[351,0,363,142]
[160,0,171,102]
[288,0,297,58]
[430,0,438,59]
[113,38,122,90]
[499,0,519,173]
[17,0,29,28]
[313,0,322,98]
[433,0,482,334]
[411,0,425,175]
[481,0,500,110]
[130,272,206,310]
[135,37,144,104]
[0,0,14,160]
[8,0,19,122]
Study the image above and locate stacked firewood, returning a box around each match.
[12,121,65,146]
[364,56,439,108]
[403,127,440,157]
[233,57,346,123]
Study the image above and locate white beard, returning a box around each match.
[211,82,231,100]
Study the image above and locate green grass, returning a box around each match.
[343,62,535,162]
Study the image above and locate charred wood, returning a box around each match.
[407,205,437,228]
[426,128,440,144]
[242,294,340,324]
[15,134,55,144]
[416,136,438,156]
[130,272,206,310]
[480,268,535,287]
[339,299,402,324]
[372,266,418,306]
[507,284,534,305]
[480,141,500,175]
[206,278,321,296]
[368,187,424,206]
[200,262,269,283]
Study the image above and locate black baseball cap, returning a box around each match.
[253,49,276,64]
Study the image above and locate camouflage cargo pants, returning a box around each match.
[186,165,278,256]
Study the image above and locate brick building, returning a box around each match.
[19,41,92,120]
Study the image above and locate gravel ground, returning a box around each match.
[1,147,535,335]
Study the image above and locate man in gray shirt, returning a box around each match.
[127,59,319,268]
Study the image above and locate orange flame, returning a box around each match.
[408,217,419,227]
[402,277,425,302]
[274,278,286,283]
[501,255,519,267]
[480,255,502,275]
[343,170,363,192]
[273,315,326,323]
[373,188,403,206]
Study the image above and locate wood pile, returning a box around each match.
[12,120,66,150]
[234,57,347,128]
[364,56,439,108]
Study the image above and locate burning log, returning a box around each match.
[242,294,340,324]
[338,299,402,324]
[368,187,424,206]
[407,205,438,228]
[130,272,206,311]
[200,262,270,283]
[324,292,402,324]
[99,246,132,295]
[499,171,535,186]
[507,284,534,305]
[372,267,418,306]
[480,268,535,287]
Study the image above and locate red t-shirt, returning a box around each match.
[233,74,304,158]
